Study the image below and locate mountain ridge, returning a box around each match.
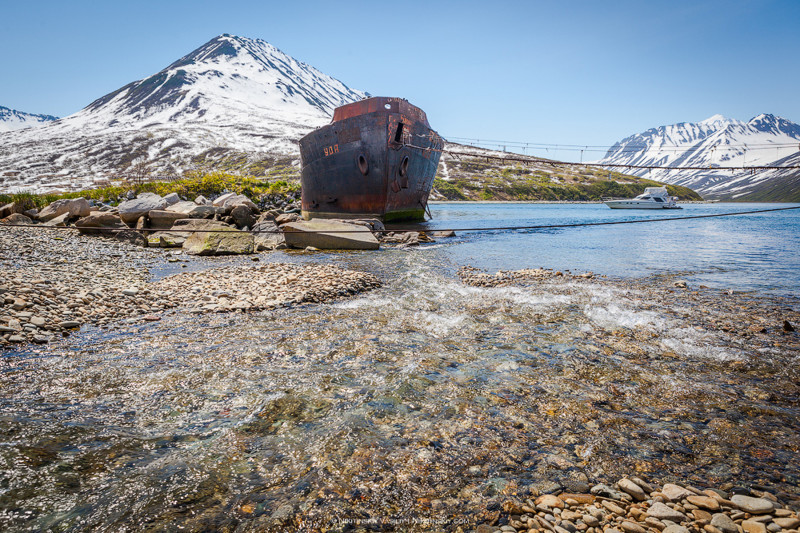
[598,113,800,200]
[0,106,58,133]
[0,34,367,192]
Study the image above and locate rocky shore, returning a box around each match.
[2,219,799,532]
[0,225,381,348]
[476,478,800,533]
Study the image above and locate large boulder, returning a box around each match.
[0,202,27,218]
[74,212,127,235]
[162,192,181,206]
[213,193,258,213]
[118,193,167,225]
[151,219,235,247]
[147,231,186,248]
[166,201,220,218]
[1,213,33,225]
[282,220,380,250]
[211,192,237,207]
[115,229,148,247]
[171,218,235,232]
[183,228,254,255]
[43,212,70,227]
[148,209,190,229]
[275,213,301,225]
[38,198,91,222]
[252,220,285,251]
[230,205,256,229]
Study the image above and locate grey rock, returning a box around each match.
[38,198,91,222]
[253,220,285,251]
[663,526,690,533]
[75,213,127,235]
[230,204,256,229]
[618,478,647,501]
[275,212,301,225]
[662,483,692,501]
[282,220,379,250]
[730,495,774,514]
[183,229,254,256]
[58,321,81,329]
[147,209,189,229]
[43,212,70,227]
[1,213,33,225]
[269,503,294,525]
[165,201,220,218]
[194,195,209,205]
[591,483,627,501]
[162,192,180,206]
[647,502,687,522]
[147,231,186,248]
[115,230,148,247]
[118,193,167,225]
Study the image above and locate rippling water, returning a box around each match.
[425,202,800,295]
[2,203,799,531]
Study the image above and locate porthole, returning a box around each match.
[399,156,409,177]
[357,154,369,175]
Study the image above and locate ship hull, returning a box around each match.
[299,97,443,222]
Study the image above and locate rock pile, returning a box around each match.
[459,266,593,287]
[2,192,457,254]
[0,226,381,347]
[154,263,381,313]
[481,478,799,533]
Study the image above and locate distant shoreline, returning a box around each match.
[428,200,721,205]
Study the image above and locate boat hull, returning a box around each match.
[299,97,443,222]
[604,201,681,209]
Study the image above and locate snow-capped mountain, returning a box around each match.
[0,106,58,132]
[597,114,800,200]
[0,34,367,192]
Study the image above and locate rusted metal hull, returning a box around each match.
[299,97,443,222]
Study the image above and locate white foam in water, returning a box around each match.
[411,310,470,337]
[660,333,743,362]
[583,302,667,332]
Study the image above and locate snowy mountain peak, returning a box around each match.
[699,114,730,126]
[599,113,800,200]
[0,106,58,132]
[75,33,367,130]
[0,34,368,192]
[747,113,800,137]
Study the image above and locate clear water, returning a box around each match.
[424,202,800,295]
[1,203,799,531]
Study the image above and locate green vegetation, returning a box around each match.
[433,158,703,202]
[0,171,301,209]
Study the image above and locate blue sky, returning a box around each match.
[2,0,798,161]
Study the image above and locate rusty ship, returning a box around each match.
[298,96,444,222]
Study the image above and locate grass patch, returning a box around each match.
[0,171,301,209]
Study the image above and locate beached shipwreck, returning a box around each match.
[299,97,444,222]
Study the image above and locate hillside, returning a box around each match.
[432,145,702,202]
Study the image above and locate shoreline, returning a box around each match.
[2,228,799,531]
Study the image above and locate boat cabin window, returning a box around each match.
[394,123,405,143]
[654,197,663,202]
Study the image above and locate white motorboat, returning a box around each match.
[603,187,682,209]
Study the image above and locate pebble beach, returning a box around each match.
[1,224,799,532]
